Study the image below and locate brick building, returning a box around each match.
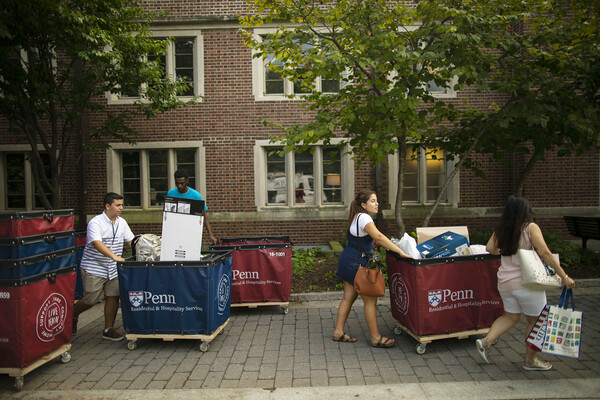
[1,0,598,245]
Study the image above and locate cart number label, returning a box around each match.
[0,291,9,299]
[269,251,286,257]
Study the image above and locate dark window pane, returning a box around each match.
[5,153,25,209]
[149,150,168,206]
[294,150,314,204]
[33,153,52,209]
[322,79,340,93]
[322,147,342,203]
[174,38,194,96]
[267,148,286,204]
[176,149,197,190]
[293,79,310,94]
[121,151,141,207]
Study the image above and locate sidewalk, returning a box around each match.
[1,281,599,399]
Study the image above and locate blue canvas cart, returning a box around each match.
[117,250,232,352]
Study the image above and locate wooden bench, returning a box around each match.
[564,216,600,250]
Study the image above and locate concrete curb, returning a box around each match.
[7,378,600,399]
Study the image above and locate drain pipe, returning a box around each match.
[375,161,383,227]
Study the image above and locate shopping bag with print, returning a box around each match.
[541,288,582,359]
[526,304,551,352]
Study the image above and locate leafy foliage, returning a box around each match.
[0,0,190,208]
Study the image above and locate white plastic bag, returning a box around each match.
[469,244,489,255]
[395,233,422,259]
[134,234,162,261]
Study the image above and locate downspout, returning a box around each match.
[375,161,383,227]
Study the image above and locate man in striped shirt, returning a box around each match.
[72,192,135,341]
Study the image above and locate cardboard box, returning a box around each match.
[416,231,470,259]
[416,226,469,244]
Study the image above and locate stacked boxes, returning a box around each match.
[0,210,77,368]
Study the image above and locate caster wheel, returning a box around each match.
[61,351,72,363]
[393,326,403,335]
[416,343,427,355]
[282,306,289,315]
[199,342,209,352]
[127,340,137,351]
[14,376,24,392]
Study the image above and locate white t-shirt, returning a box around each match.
[80,211,134,280]
[349,213,374,237]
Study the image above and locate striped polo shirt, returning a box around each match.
[80,211,134,280]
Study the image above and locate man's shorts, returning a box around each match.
[500,288,547,317]
[80,268,120,305]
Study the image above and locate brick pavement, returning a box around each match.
[1,284,599,397]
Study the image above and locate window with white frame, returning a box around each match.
[108,29,204,103]
[0,148,52,211]
[106,142,206,209]
[254,140,353,209]
[252,29,342,101]
[388,145,457,206]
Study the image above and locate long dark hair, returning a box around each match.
[494,196,534,256]
[346,189,376,232]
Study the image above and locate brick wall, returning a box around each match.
[1,2,598,245]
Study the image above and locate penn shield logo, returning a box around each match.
[428,290,443,307]
[129,291,144,307]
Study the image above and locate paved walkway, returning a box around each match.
[1,282,599,399]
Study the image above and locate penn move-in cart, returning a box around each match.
[387,253,505,354]
[117,250,232,352]
[211,236,292,314]
[0,266,76,391]
[0,210,76,391]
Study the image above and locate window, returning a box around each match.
[0,148,52,211]
[108,30,204,103]
[252,29,342,101]
[388,146,457,206]
[255,140,353,209]
[106,142,206,209]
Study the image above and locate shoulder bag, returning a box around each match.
[518,228,562,290]
[541,288,582,359]
[353,215,385,297]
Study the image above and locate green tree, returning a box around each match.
[241,0,497,235]
[0,0,189,209]
[426,0,600,203]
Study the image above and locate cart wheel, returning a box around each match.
[127,340,137,351]
[416,343,427,355]
[393,325,403,335]
[282,306,289,315]
[199,342,209,352]
[61,351,72,363]
[14,376,24,392]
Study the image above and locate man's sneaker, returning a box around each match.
[102,328,124,342]
[72,316,78,336]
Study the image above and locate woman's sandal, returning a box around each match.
[475,338,490,364]
[523,358,552,371]
[332,332,357,343]
[371,336,395,348]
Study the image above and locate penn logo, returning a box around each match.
[129,291,144,307]
[428,290,442,307]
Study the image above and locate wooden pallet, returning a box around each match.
[0,343,72,391]
[125,318,229,352]
[393,319,490,354]
[231,301,289,314]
